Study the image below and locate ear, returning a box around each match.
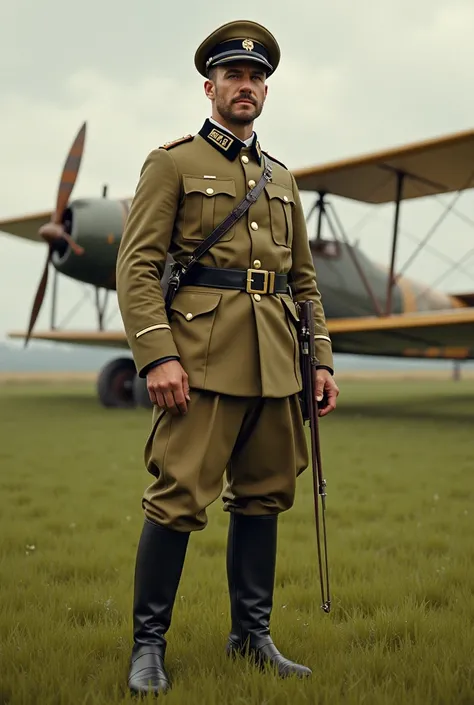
[204,79,215,100]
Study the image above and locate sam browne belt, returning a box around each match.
[164,155,273,314]
[180,264,288,295]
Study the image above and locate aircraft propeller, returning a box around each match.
[24,122,87,346]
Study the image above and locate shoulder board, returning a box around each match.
[262,150,287,170]
[160,134,194,150]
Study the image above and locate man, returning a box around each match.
[116,19,339,696]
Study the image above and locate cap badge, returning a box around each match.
[242,39,254,51]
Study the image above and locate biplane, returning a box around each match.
[2,122,474,408]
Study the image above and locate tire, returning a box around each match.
[97,357,136,408]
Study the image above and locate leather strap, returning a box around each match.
[180,264,288,294]
[164,155,272,313]
[186,154,272,272]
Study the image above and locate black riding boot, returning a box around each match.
[226,513,311,678]
[128,517,189,696]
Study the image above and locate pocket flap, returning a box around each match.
[265,183,295,204]
[170,291,222,319]
[183,175,236,197]
[280,295,300,323]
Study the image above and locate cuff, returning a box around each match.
[131,327,180,377]
[141,356,180,377]
[315,364,334,376]
[314,339,334,371]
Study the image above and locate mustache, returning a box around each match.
[232,94,256,105]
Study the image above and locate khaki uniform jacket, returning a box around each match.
[116,120,333,398]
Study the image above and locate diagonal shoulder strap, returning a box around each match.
[164,155,272,313]
[185,154,272,273]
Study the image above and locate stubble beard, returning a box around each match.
[215,92,263,126]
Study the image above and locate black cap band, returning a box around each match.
[205,38,273,75]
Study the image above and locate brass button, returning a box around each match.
[185,313,193,321]
[254,294,261,302]
[283,195,289,202]
[248,179,256,188]
[206,187,214,195]
[241,155,249,164]
[253,259,261,269]
[250,222,259,231]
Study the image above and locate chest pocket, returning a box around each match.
[265,183,295,248]
[182,176,237,242]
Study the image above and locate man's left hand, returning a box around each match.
[313,368,339,417]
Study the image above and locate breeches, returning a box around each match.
[142,389,309,532]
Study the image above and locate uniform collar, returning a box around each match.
[199,118,262,164]
[208,117,254,146]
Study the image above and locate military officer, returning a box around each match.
[116,19,339,696]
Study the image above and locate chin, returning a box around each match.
[231,107,257,123]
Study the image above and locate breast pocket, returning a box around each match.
[182,176,237,242]
[265,183,295,248]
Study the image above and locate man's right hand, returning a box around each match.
[146,360,190,415]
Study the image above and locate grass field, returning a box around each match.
[0,377,473,705]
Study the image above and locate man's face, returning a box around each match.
[206,62,268,125]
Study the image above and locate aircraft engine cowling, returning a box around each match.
[51,197,130,290]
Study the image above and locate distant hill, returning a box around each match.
[0,341,119,372]
[1,340,473,374]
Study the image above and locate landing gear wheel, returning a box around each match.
[133,374,153,409]
[97,357,136,408]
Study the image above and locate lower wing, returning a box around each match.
[327,308,474,359]
[7,330,128,349]
[8,307,474,359]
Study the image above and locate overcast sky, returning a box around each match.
[1,0,474,342]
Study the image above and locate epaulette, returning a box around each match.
[160,134,194,150]
[261,150,287,170]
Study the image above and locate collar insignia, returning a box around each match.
[199,119,244,160]
[199,119,262,165]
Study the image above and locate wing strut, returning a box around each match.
[308,192,384,316]
[386,170,405,315]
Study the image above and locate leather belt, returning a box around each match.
[180,265,288,295]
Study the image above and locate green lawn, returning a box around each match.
[0,379,473,704]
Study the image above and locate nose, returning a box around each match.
[238,82,255,98]
[238,72,255,93]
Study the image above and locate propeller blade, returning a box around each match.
[24,245,53,347]
[53,121,87,223]
[26,122,88,346]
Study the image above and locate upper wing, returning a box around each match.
[293,127,474,204]
[328,308,474,358]
[0,211,52,242]
[7,330,128,349]
[3,127,474,242]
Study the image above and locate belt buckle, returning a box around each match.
[246,269,275,295]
